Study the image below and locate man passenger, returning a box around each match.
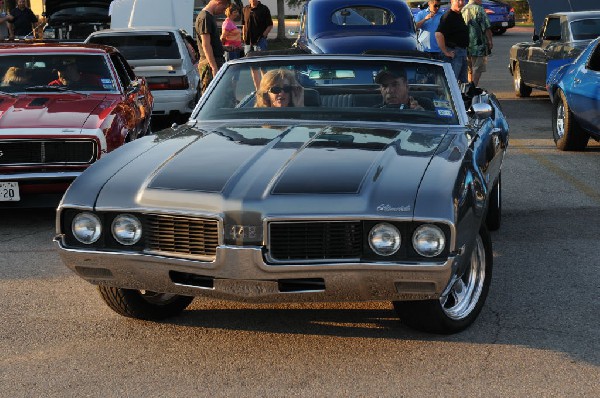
[375,68,432,110]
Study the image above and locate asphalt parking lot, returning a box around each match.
[0,28,599,397]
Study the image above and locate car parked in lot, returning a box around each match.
[294,0,419,54]
[408,0,514,35]
[547,37,600,151]
[55,53,509,334]
[509,10,600,97]
[0,43,153,207]
[43,0,112,41]
[86,28,200,123]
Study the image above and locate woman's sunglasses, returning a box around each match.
[268,85,293,94]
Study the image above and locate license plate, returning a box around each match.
[0,182,20,201]
[502,22,508,27]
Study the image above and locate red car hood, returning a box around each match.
[0,94,111,130]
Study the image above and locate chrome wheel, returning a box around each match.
[555,102,565,140]
[439,234,486,321]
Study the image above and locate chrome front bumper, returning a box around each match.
[55,238,460,303]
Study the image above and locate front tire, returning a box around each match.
[393,225,493,334]
[98,286,194,320]
[486,174,501,231]
[492,27,507,36]
[552,89,589,151]
[513,63,532,97]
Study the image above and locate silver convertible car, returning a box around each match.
[55,54,509,334]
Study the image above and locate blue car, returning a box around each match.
[547,37,600,151]
[293,0,419,54]
[410,0,514,35]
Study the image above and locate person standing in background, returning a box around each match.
[195,0,229,94]
[221,4,243,61]
[242,0,272,54]
[415,0,443,57]
[435,0,469,83]
[0,0,14,40]
[8,0,37,39]
[462,0,493,86]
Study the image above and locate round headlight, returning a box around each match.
[368,223,401,256]
[111,214,142,246]
[72,212,102,244]
[412,224,446,257]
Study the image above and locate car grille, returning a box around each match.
[269,221,362,261]
[0,140,97,166]
[145,214,219,259]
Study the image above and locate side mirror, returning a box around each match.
[468,102,493,120]
[126,80,140,96]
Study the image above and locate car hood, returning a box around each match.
[311,32,418,54]
[87,123,456,219]
[528,0,600,33]
[0,94,108,129]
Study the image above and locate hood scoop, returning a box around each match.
[28,97,49,107]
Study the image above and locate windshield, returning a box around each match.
[570,18,600,40]
[195,58,459,125]
[0,54,116,93]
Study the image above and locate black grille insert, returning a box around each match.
[145,214,219,258]
[269,221,362,261]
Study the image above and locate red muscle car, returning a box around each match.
[0,43,153,207]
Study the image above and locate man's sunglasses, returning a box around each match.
[433,4,441,8]
[268,86,294,94]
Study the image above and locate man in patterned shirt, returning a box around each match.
[462,0,493,86]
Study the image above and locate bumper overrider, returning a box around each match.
[55,209,463,302]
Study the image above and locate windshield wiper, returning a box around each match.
[25,85,89,96]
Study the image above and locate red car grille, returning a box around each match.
[0,139,97,166]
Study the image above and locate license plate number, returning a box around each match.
[502,22,508,27]
[0,182,20,201]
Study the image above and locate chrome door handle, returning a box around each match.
[573,78,581,84]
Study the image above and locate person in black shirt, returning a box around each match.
[435,0,469,83]
[242,0,273,54]
[8,0,37,39]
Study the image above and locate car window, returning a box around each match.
[0,54,116,92]
[570,18,600,41]
[195,59,458,125]
[331,7,395,26]
[543,18,561,40]
[110,53,131,89]
[88,32,181,60]
[587,41,600,71]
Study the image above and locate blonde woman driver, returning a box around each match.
[255,69,303,107]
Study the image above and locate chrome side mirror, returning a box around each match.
[468,102,493,120]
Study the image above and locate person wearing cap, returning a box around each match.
[375,68,432,110]
[435,0,469,83]
[48,60,102,88]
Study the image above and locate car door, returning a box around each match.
[110,52,145,139]
[522,16,562,88]
[568,41,600,135]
